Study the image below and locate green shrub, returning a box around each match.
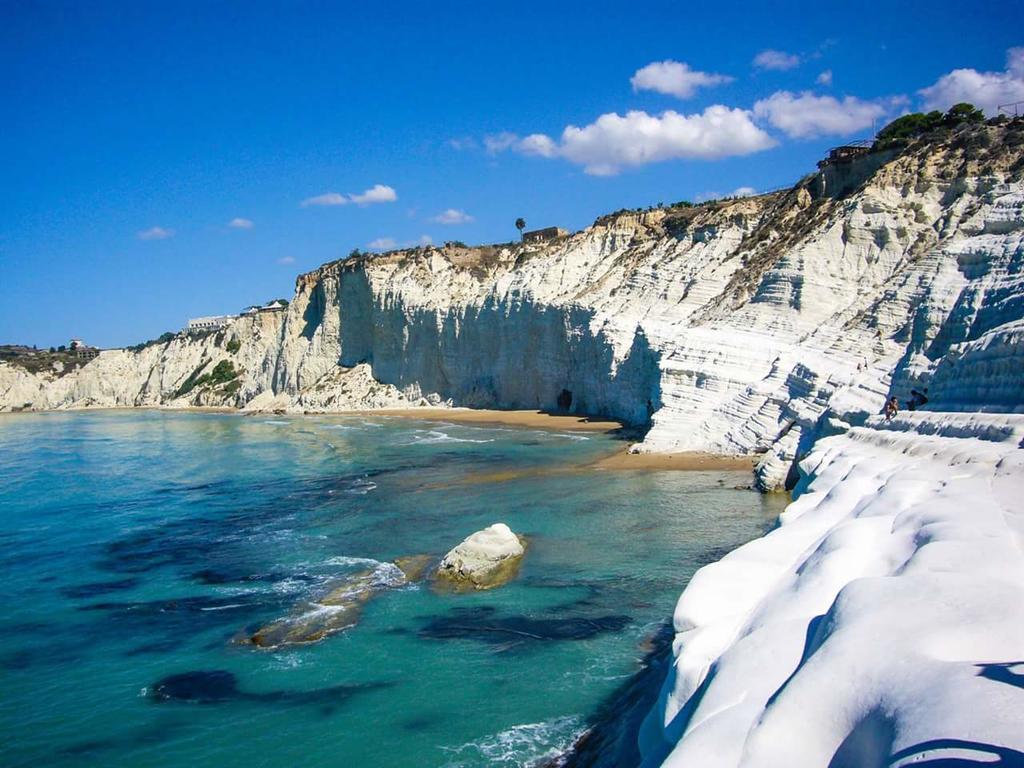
[208,360,237,385]
[173,360,237,398]
[226,338,241,354]
[128,331,176,353]
[874,103,986,149]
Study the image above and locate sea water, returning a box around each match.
[0,411,784,767]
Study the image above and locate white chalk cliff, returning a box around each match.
[4,122,1021,492]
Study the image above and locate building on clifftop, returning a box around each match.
[185,315,235,334]
[522,226,569,244]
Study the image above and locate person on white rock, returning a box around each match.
[884,396,899,421]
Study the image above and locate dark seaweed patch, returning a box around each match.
[417,606,630,647]
[149,669,392,710]
[60,577,139,599]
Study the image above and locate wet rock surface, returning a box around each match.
[240,563,406,648]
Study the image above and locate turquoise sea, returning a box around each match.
[0,411,783,767]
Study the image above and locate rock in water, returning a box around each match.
[393,554,433,582]
[242,564,404,648]
[435,523,526,590]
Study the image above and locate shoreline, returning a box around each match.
[590,449,757,472]
[3,404,759,474]
[336,406,627,433]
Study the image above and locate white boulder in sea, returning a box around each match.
[436,523,526,590]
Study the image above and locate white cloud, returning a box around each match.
[448,137,477,151]
[919,48,1024,115]
[433,208,474,224]
[522,106,775,175]
[517,133,558,157]
[137,226,174,240]
[301,185,397,207]
[816,70,833,86]
[753,90,888,139]
[301,192,348,207]
[484,132,520,154]
[731,186,757,197]
[368,237,397,250]
[630,60,733,99]
[753,49,801,71]
[277,256,295,265]
[349,184,397,205]
[417,234,433,246]
[228,217,254,229]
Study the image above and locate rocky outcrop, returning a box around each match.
[4,122,1024,489]
[240,560,407,648]
[435,523,526,590]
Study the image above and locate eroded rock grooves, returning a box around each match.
[3,123,1023,494]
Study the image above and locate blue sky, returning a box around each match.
[2,1,1023,348]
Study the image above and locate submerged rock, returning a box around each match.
[393,554,433,582]
[241,563,405,649]
[435,523,526,591]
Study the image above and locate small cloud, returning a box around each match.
[753,49,801,71]
[417,234,433,246]
[349,184,398,205]
[277,256,295,265]
[630,60,733,99]
[368,237,397,250]
[816,70,833,87]
[228,217,254,229]
[448,137,478,151]
[753,90,889,139]
[518,133,558,157]
[137,226,174,240]
[731,186,757,197]
[301,192,348,207]
[432,208,474,224]
[919,47,1024,115]
[301,185,397,208]
[484,131,520,154]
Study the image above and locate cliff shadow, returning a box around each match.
[343,291,661,427]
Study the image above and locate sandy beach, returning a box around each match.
[345,407,626,433]
[590,450,758,471]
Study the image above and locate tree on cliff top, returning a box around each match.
[874,103,986,149]
[515,218,526,239]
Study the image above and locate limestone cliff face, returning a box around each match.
[3,122,1023,488]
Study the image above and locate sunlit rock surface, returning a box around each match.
[638,412,1024,767]
[435,523,526,591]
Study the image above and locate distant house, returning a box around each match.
[69,339,100,360]
[522,226,569,244]
[817,140,873,169]
[258,299,288,312]
[186,315,235,334]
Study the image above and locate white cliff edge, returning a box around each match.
[638,412,1024,766]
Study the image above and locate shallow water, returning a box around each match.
[0,411,784,767]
